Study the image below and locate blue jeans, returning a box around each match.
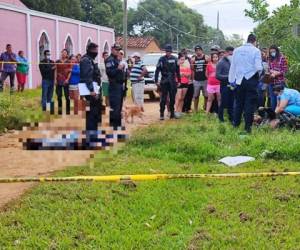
[269,83,285,111]
[257,82,267,108]
[285,105,300,116]
[41,79,54,111]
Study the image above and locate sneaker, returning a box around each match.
[170,113,175,119]
[174,112,181,119]
[160,115,164,121]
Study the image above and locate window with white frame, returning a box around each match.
[39,32,50,61]
[65,36,73,55]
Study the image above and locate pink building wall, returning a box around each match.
[81,27,98,53]
[0,9,27,55]
[31,16,56,88]
[59,21,79,55]
[0,1,115,89]
[100,30,115,63]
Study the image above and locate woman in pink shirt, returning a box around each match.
[205,52,220,114]
[175,53,192,117]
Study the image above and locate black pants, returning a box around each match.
[0,72,15,91]
[218,83,234,122]
[85,95,102,131]
[56,84,70,115]
[109,83,123,129]
[160,79,177,116]
[234,75,259,132]
[182,84,194,112]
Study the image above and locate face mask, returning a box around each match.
[271,52,276,58]
[227,55,233,62]
[88,51,98,59]
[45,55,50,60]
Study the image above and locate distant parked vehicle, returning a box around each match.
[143,53,177,100]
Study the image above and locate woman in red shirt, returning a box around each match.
[205,52,220,114]
[175,53,192,117]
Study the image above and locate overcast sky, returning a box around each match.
[128,0,290,39]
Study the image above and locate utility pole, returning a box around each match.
[217,11,219,31]
[176,34,179,53]
[216,11,220,46]
[123,0,128,58]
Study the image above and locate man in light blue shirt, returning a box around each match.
[229,34,263,133]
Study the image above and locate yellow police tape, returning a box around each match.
[1,172,300,183]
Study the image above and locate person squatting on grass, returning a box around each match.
[229,34,263,133]
[130,52,148,111]
[175,52,192,118]
[155,44,181,120]
[205,52,221,114]
[273,85,300,116]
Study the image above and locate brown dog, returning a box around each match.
[124,105,144,123]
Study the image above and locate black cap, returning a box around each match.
[111,43,122,50]
[164,44,173,52]
[194,45,203,51]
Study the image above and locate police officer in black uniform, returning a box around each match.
[105,44,124,129]
[80,42,102,147]
[155,44,181,120]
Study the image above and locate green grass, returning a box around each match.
[0,89,44,132]
[1,114,300,249]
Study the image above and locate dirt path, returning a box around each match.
[0,100,160,209]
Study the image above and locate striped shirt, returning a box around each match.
[130,60,145,83]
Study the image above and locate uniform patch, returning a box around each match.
[106,62,114,68]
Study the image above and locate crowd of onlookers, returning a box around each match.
[2,34,300,135]
[0,44,29,93]
[152,34,300,132]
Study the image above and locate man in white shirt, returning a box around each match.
[229,34,263,133]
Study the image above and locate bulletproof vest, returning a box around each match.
[93,63,101,85]
[194,55,207,81]
[161,56,177,80]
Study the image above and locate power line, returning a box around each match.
[132,0,214,39]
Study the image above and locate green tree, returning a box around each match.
[128,0,224,50]
[245,0,269,23]
[225,34,244,48]
[291,0,300,8]
[21,0,83,20]
[254,5,300,47]
[80,0,123,34]
[21,0,123,33]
